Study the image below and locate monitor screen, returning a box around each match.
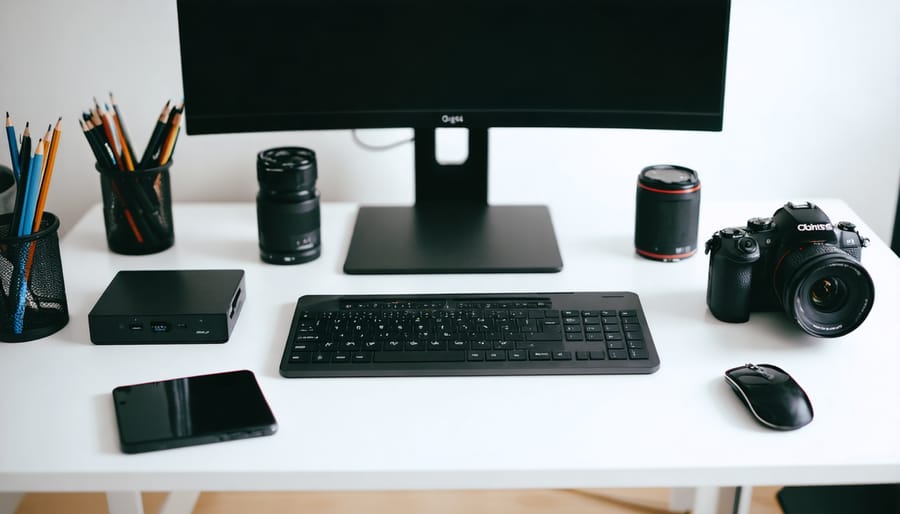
[176,0,731,273]
[178,0,729,133]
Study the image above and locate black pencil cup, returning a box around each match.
[0,212,69,342]
[96,162,174,255]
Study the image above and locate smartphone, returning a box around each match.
[112,369,277,454]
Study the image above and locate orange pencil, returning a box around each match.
[32,118,62,232]
[157,106,182,166]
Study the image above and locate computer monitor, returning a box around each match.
[176,0,730,274]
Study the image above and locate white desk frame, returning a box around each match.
[1,199,898,514]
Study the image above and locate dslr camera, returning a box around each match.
[705,202,874,337]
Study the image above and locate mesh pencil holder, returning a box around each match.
[97,161,174,255]
[0,212,69,342]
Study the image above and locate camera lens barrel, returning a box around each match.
[635,165,701,261]
[256,147,322,265]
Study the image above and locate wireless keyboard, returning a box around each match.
[279,292,660,378]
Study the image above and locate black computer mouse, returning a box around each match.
[724,363,814,431]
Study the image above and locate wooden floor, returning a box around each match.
[15,487,784,514]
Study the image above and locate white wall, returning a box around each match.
[1,0,899,243]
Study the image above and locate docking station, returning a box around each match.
[89,269,245,344]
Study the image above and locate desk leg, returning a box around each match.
[687,486,752,514]
[158,491,200,514]
[0,493,24,514]
[106,491,144,514]
[669,487,696,511]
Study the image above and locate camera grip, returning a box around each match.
[707,237,759,322]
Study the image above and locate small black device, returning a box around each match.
[89,269,245,344]
[705,202,874,337]
[634,165,702,261]
[280,292,659,378]
[724,363,813,431]
[112,369,277,453]
[256,147,321,264]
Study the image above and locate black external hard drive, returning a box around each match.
[89,269,245,344]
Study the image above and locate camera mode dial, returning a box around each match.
[747,217,773,231]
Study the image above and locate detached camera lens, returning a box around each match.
[256,147,322,265]
[634,165,701,261]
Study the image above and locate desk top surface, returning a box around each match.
[1,199,898,491]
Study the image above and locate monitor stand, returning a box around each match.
[343,127,563,274]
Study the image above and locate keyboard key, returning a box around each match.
[530,351,552,360]
[373,351,466,363]
[486,351,506,361]
[608,350,628,360]
[552,351,572,360]
[629,349,650,360]
[508,350,527,361]
[525,332,562,342]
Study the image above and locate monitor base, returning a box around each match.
[343,205,563,274]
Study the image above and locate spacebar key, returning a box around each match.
[373,351,466,363]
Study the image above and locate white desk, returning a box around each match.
[1,199,898,514]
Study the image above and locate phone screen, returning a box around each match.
[113,369,277,453]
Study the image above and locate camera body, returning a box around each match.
[705,202,873,337]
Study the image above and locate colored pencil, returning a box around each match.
[109,92,137,170]
[18,139,44,237]
[5,112,20,180]
[32,118,62,232]
[158,107,182,166]
[11,142,42,333]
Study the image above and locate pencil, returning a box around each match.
[109,92,137,169]
[11,141,42,333]
[39,124,51,179]
[19,140,44,236]
[157,105,182,166]
[5,112,20,180]
[140,100,170,168]
[99,106,124,171]
[18,122,31,185]
[32,118,61,232]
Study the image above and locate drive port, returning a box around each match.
[128,323,143,332]
[150,321,170,333]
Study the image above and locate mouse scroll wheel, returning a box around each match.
[747,363,774,380]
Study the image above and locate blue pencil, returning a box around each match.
[4,112,20,180]
[18,140,44,237]
[11,141,44,334]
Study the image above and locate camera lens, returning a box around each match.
[774,245,874,337]
[256,147,321,264]
[634,165,701,261]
